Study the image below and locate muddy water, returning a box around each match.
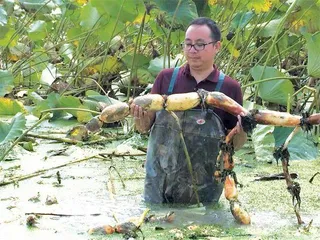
[2,150,319,240]
[0,144,145,239]
[1,117,320,239]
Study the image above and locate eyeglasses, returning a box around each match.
[181,41,215,51]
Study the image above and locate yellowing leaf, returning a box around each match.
[75,0,88,5]
[0,97,27,115]
[208,0,218,5]
[83,66,98,75]
[76,110,93,123]
[247,0,278,13]
[70,127,81,136]
[8,53,19,62]
[91,56,124,74]
[132,13,150,24]
[290,19,307,33]
[287,3,320,34]
[66,125,88,141]
[0,27,18,47]
[227,44,240,58]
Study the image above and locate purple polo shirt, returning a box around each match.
[151,64,243,130]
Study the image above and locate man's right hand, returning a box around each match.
[129,101,155,134]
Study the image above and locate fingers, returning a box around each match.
[136,105,144,119]
[237,115,242,127]
[235,115,243,134]
[130,103,146,120]
[235,122,240,134]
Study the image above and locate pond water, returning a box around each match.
[1,117,320,239]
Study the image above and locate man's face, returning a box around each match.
[184,24,220,70]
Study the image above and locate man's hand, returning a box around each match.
[235,113,244,134]
[233,112,247,151]
[129,101,155,134]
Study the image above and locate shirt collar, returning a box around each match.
[182,64,219,83]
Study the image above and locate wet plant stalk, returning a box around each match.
[107,165,127,200]
[25,212,101,217]
[41,108,100,115]
[281,126,303,225]
[109,166,126,189]
[0,155,99,186]
[127,10,147,99]
[254,0,299,102]
[26,133,132,145]
[169,111,200,207]
[26,133,84,144]
[281,156,303,225]
[0,113,51,161]
[137,208,150,228]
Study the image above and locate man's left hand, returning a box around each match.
[233,113,247,151]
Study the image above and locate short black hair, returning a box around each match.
[188,17,221,41]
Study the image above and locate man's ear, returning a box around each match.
[214,41,221,51]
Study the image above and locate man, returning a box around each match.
[130,17,246,205]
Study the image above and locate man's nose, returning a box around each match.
[188,45,198,53]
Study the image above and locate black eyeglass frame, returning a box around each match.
[181,41,216,51]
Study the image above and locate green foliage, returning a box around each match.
[32,92,92,123]
[0,7,7,25]
[91,0,145,23]
[148,54,184,76]
[0,26,16,46]
[136,68,155,85]
[251,124,275,162]
[2,0,14,15]
[33,92,66,120]
[59,96,92,121]
[0,97,26,115]
[0,0,318,160]
[79,2,100,30]
[85,90,119,105]
[28,20,47,41]
[274,127,318,160]
[230,11,254,31]
[302,31,320,77]
[0,113,26,144]
[121,53,151,69]
[250,66,294,106]
[153,0,198,27]
[0,70,14,96]
[18,0,56,14]
[255,19,281,38]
